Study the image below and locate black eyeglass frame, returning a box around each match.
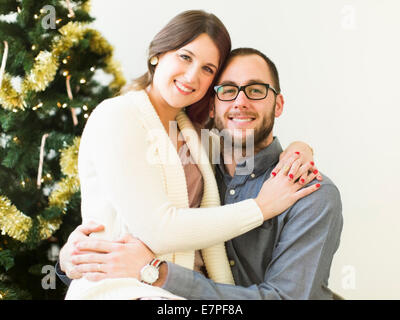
[213,83,278,101]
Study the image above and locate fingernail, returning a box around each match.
[316,183,321,188]
[300,178,305,184]
[289,174,294,180]
[310,161,315,166]
[295,152,300,155]
[271,172,276,177]
[313,170,318,175]
[318,175,322,180]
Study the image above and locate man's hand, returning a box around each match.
[70,234,155,282]
[59,221,105,279]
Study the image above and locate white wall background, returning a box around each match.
[90,0,400,299]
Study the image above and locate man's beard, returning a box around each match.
[213,107,275,152]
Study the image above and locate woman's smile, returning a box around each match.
[174,80,195,95]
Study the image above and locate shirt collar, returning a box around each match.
[217,137,283,177]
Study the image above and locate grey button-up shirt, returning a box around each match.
[163,137,343,299]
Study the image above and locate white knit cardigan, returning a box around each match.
[65,90,263,300]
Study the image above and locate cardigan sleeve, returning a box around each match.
[79,98,263,254]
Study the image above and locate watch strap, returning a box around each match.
[149,258,165,269]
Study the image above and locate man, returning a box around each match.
[57,48,343,299]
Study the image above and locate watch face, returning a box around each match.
[141,265,159,284]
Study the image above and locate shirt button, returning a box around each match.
[229,260,235,267]
[229,189,235,195]
[250,173,255,178]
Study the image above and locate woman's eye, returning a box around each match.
[179,54,191,61]
[203,66,214,74]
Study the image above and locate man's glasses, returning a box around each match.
[214,83,278,101]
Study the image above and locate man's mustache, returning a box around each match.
[226,111,257,119]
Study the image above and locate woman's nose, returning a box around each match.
[183,65,199,84]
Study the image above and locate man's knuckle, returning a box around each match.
[89,253,98,260]
[73,266,81,273]
[76,224,86,232]
[107,254,115,264]
[71,256,78,264]
[109,265,116,274]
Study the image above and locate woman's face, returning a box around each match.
[151,33,220,110]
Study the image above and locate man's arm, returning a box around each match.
[55,260,72,286]
[160,180,343,299]
[61,180,342,299]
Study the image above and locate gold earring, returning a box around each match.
[150,56,158,66]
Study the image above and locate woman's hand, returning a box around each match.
[70,234,155,282]
[59,221,105,279]
[272,141,322,181]
[255,152,321,221]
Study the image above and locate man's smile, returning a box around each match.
[227,112,257,126]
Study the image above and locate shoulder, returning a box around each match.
[90,91,144,119]
[86,91,147,131]
[288,173,343,223]
[81,91,151,148]
[308,174,341,203]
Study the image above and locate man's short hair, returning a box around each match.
[223,47,281,94]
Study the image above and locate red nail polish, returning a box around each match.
[313,170,318,174]
[310,161,315,166]
[316,183,321,188]
[289,174,294,179]
[295,152,300,155]
[271,172,276,177]
[300,178,305,184]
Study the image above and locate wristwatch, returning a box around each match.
[140,258,165,285]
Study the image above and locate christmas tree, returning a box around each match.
[0,0,125,299]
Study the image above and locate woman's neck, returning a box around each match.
[146,86,182,134]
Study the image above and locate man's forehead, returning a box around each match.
[217,55,271,85]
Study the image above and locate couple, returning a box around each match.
[57,10,343,299]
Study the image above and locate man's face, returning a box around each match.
[211,54,283,150]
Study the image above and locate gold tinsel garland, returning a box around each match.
[22,51,59,93]
[0,138,81,243]
[0,197,32,242]
[0,20,125,111]
[0,74,25,111]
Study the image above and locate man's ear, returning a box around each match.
[209,100,215,118]
[274,94,284,118]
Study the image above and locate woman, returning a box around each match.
[64,10,320,300]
